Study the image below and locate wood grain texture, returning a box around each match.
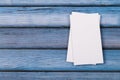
[0,49,119,71]
[0,72,119,80]
[0,28,119,49]
[0,0,119,6]
[0,7,119,27]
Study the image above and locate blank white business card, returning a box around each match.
[67,12,99,63]
[66,12,104,65]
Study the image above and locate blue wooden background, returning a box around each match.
[0,0,119,80]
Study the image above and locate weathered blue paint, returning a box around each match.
[0,50,118,71]
[0,0,119,6]
[0,7,118,27]
[0,72,119,80]
[0,28,119,49]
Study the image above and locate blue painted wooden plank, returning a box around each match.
[0,7,119,27]
[0,28,119,49]
[0,49,119,71]
[0,0,119,6]
[0,72,119,80]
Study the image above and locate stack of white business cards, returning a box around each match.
[66,12,104,65]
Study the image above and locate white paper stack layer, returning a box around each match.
[66,12,104,65]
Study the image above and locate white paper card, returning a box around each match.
[67,12,99,63]
[66,12,104,65]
